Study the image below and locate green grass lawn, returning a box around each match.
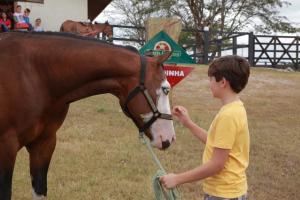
[12,67,300,200]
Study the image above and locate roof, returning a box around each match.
[88,0,113,20]
[99,0,112,13]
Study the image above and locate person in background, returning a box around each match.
[34,18,44,32]
[13,5,28,30]
[23,8,33,31]
[0,12,11,32]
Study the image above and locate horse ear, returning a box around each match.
[105,20,109,24]
[155,51,172,65]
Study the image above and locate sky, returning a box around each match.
[279,0,300,27]
[95,0,300,30]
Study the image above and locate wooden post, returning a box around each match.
[233,36,237,55]
[217,35,222,58]
[248,32,255,66]
[203,27,210,64]
[273,36,277,67]
[296,36,299,69]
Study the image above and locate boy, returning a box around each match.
[13,5,29,29]
[13,5,25,24]
[160,55,250,200]
[34,18,44,32]
[23,8,33,31]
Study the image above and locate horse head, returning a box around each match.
[120,51,175,150]
[94,21,113,42]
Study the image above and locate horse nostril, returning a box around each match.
[162,140,171,150]
[172,136,176,142]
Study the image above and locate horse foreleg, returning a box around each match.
[0,130,19,200]
[0,167,14,200]
[26,131,57,200]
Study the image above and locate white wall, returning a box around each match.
[17,0,88,31]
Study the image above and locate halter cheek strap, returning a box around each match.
[122,55,172,135]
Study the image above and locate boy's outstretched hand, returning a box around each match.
[172,106,191,126]
[159,173,179,189]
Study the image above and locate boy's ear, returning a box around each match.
[221,77,229,88]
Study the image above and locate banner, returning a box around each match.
[140,31,196,64]
[163,65,194,87]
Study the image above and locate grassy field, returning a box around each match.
[12,66,300,200]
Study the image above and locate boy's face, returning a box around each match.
[24,10,29,17]
[17,7,21,13]
[35,19,41,26]
[209,76,225,98]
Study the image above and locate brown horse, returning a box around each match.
[0,31,175,200]
[60,20,113,41]
[94,21,114,41]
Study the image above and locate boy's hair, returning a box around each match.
[17,5,21,8]
[25,8,30,13]
[208,55,250,93]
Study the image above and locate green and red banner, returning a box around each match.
[140,31,196,64]
[163,65,194,87]
[140,31,195,87]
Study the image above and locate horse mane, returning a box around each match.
[9,31,139,54]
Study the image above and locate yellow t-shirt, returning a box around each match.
[203,100,250,198]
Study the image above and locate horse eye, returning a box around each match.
[162,87,170,95]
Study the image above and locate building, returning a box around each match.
[0,0,112,31]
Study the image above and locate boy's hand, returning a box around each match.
[159,173,179,189]
[172,106,191,126]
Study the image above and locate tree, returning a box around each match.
[111,0,178,46]
[113,0,299,33]
[112,0,299,60]
[177,0,300,61]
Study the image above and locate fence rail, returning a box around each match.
[103,25,299,69]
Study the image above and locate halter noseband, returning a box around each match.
[122,55,173,135]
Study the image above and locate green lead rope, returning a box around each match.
[140,134,180,200]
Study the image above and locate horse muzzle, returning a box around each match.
[162,140,171,150]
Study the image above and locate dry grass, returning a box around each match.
[12,66,300,200]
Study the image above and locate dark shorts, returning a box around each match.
[204,193,247,200]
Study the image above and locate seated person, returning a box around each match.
[13,5,29,29]
[0,12,11,32]
[34,18,44,32]
[23,8,33,31]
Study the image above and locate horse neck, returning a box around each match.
[36,40,140,103]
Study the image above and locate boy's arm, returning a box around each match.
[160,147,229,189]
[184,120,207,144]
